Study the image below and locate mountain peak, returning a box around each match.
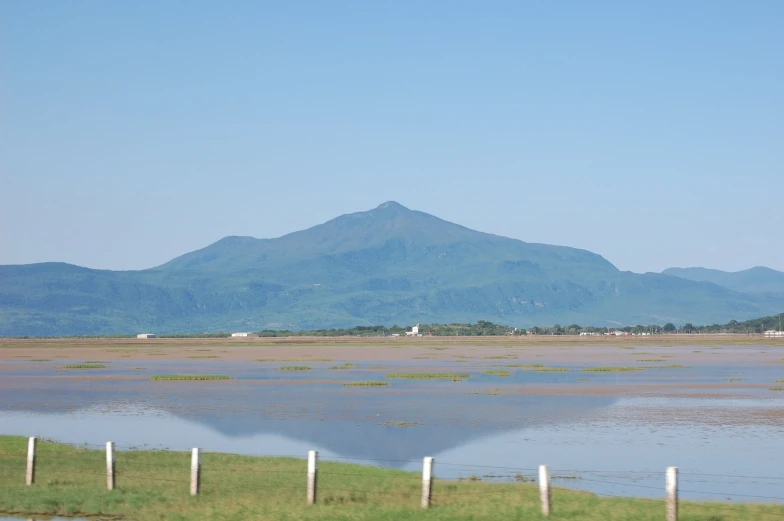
[374,201,409,212]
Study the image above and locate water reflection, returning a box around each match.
[2,359,783,504]
[2,394,783,503]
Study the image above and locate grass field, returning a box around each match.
[0,436,780,521]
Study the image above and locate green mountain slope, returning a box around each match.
[662,266,784,294]
[2,202,783,336]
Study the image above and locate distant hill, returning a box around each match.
[2,202,784,336]
[662,266,784,294]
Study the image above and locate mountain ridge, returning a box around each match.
[663,266,784,294]
[2,202,783,336]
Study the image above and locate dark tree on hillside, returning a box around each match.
[663,323,676,332]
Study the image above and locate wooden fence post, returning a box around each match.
[190,448,201,496]
[106,441,116,490]
[26,437,37,486]
[539,465,552,516]
[421,456,434,508]
[307,450,318,505]
[666,466,678,521]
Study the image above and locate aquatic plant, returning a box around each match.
[769,387,784,391]
[150,375,231,381]
[386,373,470,380]
[329,362,356,370]
[506,364,544,368]
[187,355,219,359]
[342,381,389,387]
[637,359,665,362]
[279,366,312,371]
[531,367,570,372]
[582,367,644,372]
[483,370,511,377]
[63,364,106,369]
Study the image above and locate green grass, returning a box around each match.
[62,364,106,369]
[343,381,389,387]
[279,366,312,371]
[483,370,511,376]
[582,367,645,372]
[149,375,232,381]
[386,373,470,380]
[0,436,779,521]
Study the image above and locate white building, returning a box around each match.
[405,324,422,337]
[231,332,259,338]
[136,333,156,339]
[764,330,784,337]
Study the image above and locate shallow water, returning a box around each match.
[2,350,783,503]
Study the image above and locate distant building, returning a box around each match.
[764,330,784,337]
[231,332,259,338]
[136,333,156,339]
[405,324,422,337]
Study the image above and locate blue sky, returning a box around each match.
[1,1,782,273]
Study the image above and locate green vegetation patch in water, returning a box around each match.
[506,364,545,368]
[483,370,511,376]
[531,367,570,372]
[150,375,232,381]
[329,362,356,370]
[386,372,470,380]
[343,381,389,387]
[188,355,219,359]
[582,367,645,373]
[63,364,106,369]
[279,366,312,371]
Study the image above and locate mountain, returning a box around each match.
[2,202,784,336]
[662,266,784,295]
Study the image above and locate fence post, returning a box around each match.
[666,466,678,521]
[190,448,201,496]
[106,441,116,490]
[307,450,318,505]
[421,456,434,508]
[539,465,552,516]
[26,437,37,486]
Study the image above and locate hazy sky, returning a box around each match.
[1,2,782,273]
